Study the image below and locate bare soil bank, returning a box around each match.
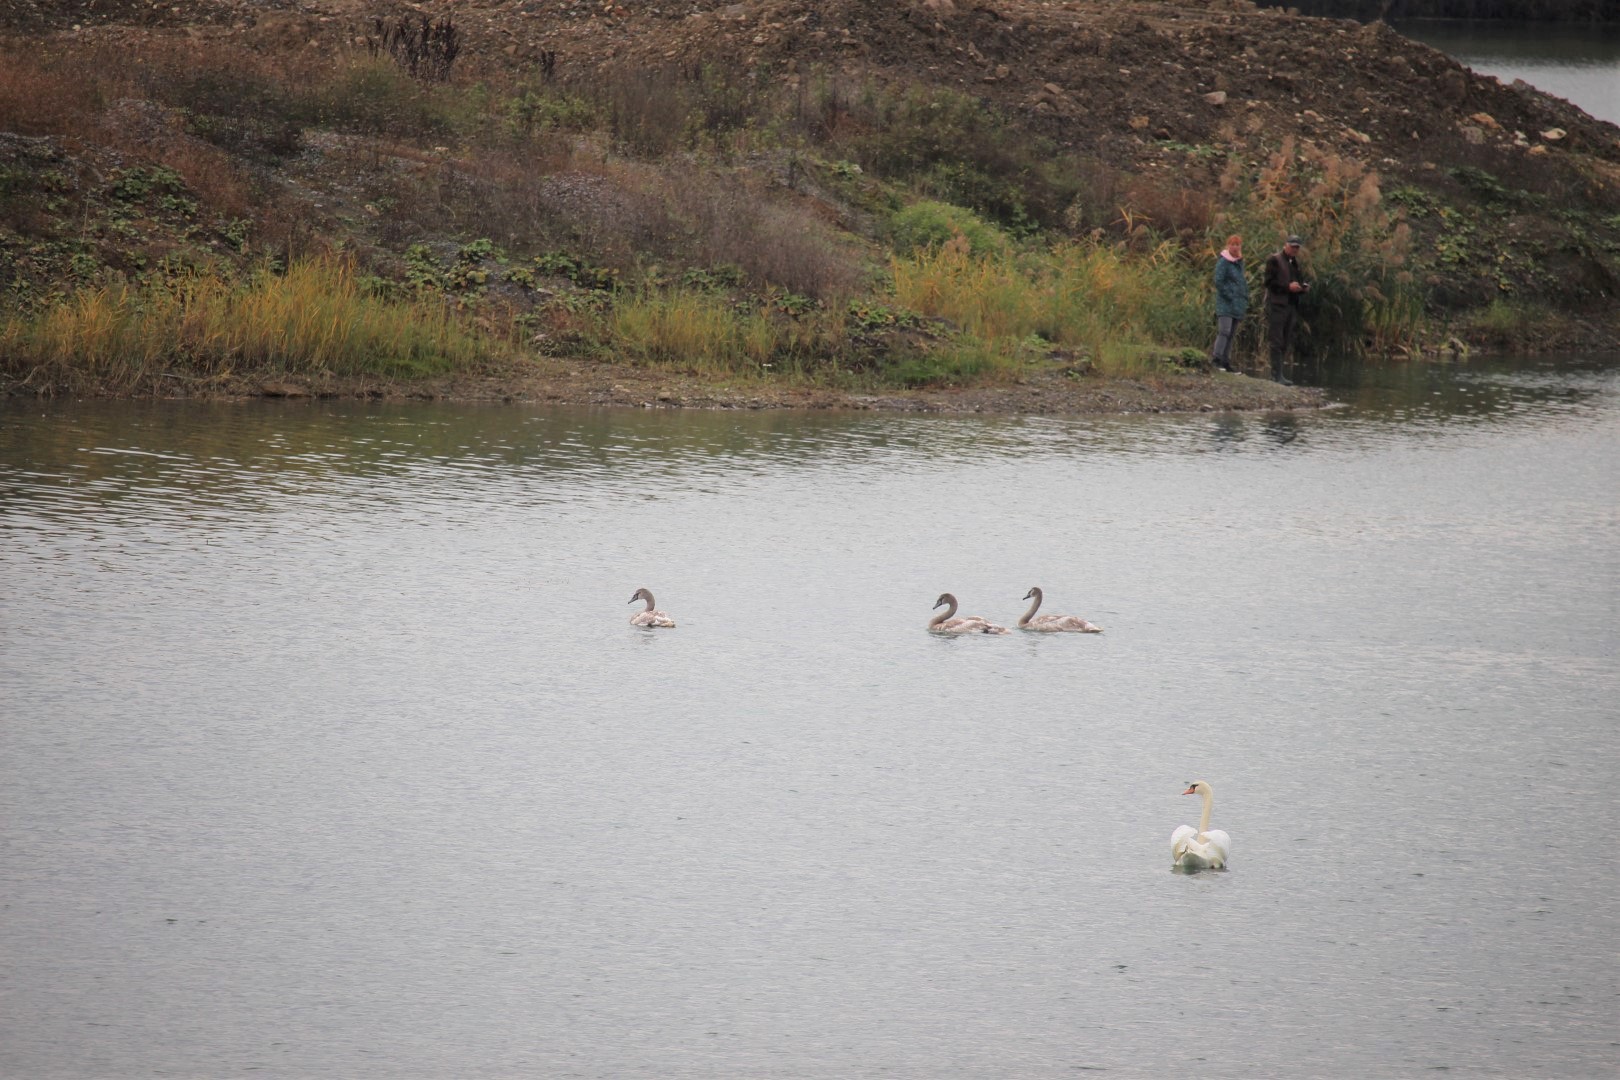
[44,356,1322,415]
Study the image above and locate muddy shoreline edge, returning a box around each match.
[2,357,1329,415]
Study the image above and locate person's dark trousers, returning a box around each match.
[1268,303,1297,382]
[1211,315,1240,370]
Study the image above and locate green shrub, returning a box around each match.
[882,340,1002,387]
[505,89,598,134]
[889,201,1008,257]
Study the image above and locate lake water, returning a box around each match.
[1394,19,1620,126]
[3,353,1619,1078]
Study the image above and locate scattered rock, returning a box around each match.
[1437,68,1470,104]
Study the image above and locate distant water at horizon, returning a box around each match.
[1395,18,1620,126]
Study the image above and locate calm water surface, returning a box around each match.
[1395,19,1620,126]
[3,354,1619,1078]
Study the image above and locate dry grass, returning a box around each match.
[0,41,264,220]
[0,44,110,140]
[891,239,1210,375]
[607,287,842,377]
[666,165,865,300]
[0,255,502,392]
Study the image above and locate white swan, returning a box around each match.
[628,587,676,628]
[929,593,1010,635]
[1171,780,1231,870]
[1018,587,1102,633]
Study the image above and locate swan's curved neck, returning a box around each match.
[1198,787,1214,835]
[639,592,656,612]
[1019,590,1042,627]
[930,597,958,627]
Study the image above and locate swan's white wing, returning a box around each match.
[1055,614,1102,632]
[938,617,1008,634]
[1029,614,1103,633]
[1172,825,1229,869]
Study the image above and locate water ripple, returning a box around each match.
[2,353,1619,1079]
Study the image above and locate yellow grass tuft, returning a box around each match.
[0,255,501,391]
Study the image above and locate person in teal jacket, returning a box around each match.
[1209,234,1248,373]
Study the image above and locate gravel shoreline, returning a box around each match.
[22,356,1325,414]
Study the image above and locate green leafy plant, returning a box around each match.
[772,291,816,318]
[109,166,186,205]
[888,200,1008,257]
[845,300,922,332]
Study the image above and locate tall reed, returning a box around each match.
[0,256,498,390]
[1217,139,1426,353]
[608,287,835,376]
[890,240,1209,376]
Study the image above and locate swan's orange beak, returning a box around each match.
[1182,785,1198,795]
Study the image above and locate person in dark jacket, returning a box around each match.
[1263,235,1309,385]
[1210,234,1248,373]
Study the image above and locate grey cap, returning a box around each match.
[1285,235,1303,246]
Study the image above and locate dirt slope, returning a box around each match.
[9,1,1616,172]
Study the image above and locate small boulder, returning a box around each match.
[1437,68,1469,104]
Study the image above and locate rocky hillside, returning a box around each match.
[2,0,1618,372]
[9,1,1617,178]
[1258,1,1620,20]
